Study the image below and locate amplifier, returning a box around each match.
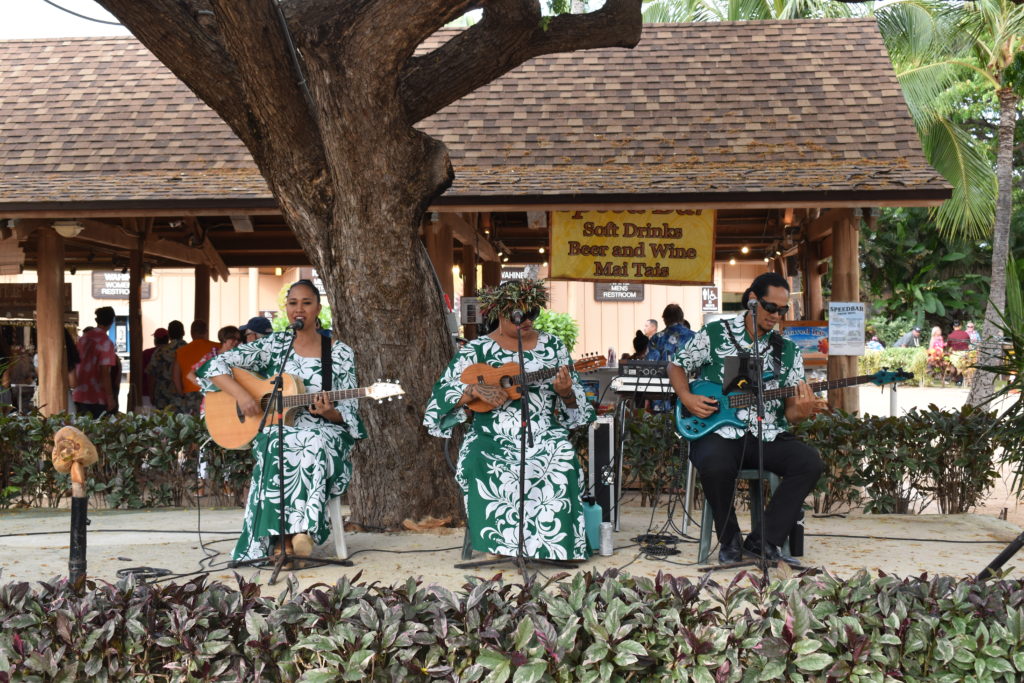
[619,359,668,378]
[587,415,621,529]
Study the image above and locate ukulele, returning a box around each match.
[459,354,606,412]
[204,367,404,449]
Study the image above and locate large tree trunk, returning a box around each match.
[93,0,642,528]
[967,88,1017,406]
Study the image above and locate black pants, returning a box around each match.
[689,432,824,548]
[74,402,109,419]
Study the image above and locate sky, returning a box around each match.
[0,0,130,39]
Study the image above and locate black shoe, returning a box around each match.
[743,535,800,567]
[718,535,743,564]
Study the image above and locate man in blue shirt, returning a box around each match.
[646,304,694,361]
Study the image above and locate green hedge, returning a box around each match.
[0,411,251,510]
[857,347,928,385]
[5,570,1024,681]
[795,405,1005,515]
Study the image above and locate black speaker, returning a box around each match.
[587,415,620,529]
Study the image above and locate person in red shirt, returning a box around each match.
[72,307,118,418]
[947,322,971,352]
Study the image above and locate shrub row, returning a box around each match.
[4,569,1024,681]
[0,411,251,510]
[795,405,1007,515]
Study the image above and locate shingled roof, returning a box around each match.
[0,18,948,212]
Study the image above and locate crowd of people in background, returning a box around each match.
[876,320,980,387]
[619,306,693,363]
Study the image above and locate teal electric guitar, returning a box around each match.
[674,369,914,440]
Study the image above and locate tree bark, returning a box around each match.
[968,88,1017,406]
[93,0,642,528]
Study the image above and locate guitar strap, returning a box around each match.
[321,334,332,392]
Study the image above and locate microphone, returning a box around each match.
[510,309,524,325]
[287,319,305,331]
[747,298,759,312]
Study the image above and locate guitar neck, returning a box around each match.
[265,387,368,410]
[512,364,568,387]
[727,374,878,408]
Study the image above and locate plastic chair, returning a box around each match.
[326,496,349,560]
[695,468,787,564]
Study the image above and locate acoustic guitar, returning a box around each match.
[460,354,606,412]
[674,368,914,440]
[204,367,404,449]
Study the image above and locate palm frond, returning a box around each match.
[921,117,996,240]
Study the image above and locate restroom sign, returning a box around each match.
[701,286,719,312]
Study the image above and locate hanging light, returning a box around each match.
[274,267,283,276]
[728,257,737,266]
[538,247,545,254]
[741,246,749,255]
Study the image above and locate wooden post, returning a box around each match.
[482,261,501,287]
[423,217,454,307]
[194,265,211,326]
[461,241,477,340]
[126,225,145,412]
[36,227,67,416]
[801,241,823,321]
[827,209,860,414]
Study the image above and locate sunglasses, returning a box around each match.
[758,299,789,316]
[521,307,541,322]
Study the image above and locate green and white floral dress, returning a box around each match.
[197,332,366,561]
[424,333,596,560]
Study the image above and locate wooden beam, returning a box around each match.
[36,227,67,416]
[127,219,146,412]
[424,218,454,306]
[806,208,851,243]
[827,211,861,415]
[74,219,210,266]
[461,240,478,341]
[439,212,498,262]
[201,236,230,282]
[195,265,211,326]
[230,215,255,232]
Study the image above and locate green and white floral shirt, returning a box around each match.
[670,313,804,441]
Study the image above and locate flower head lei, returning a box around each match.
[477,278,549,323]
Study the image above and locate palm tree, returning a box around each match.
[642,0,860,22]
[879,0,1024,404]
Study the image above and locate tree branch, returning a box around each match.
[399,0,643,124]
[208,0,327,174]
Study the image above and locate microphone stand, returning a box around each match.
[749,303,770,578]
[230,325,353,584]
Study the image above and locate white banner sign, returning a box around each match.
[828,302,865,356]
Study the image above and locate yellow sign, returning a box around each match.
[549,210,715,284]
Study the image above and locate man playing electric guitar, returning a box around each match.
[667,272,828,565]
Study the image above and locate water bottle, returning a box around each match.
[582,497,603,553]
[599,522,614,556]
[607,346,617,367]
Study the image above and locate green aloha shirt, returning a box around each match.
[423,332,596,560]
[670,312,804,442]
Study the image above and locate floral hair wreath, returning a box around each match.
[477,278,549,323]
